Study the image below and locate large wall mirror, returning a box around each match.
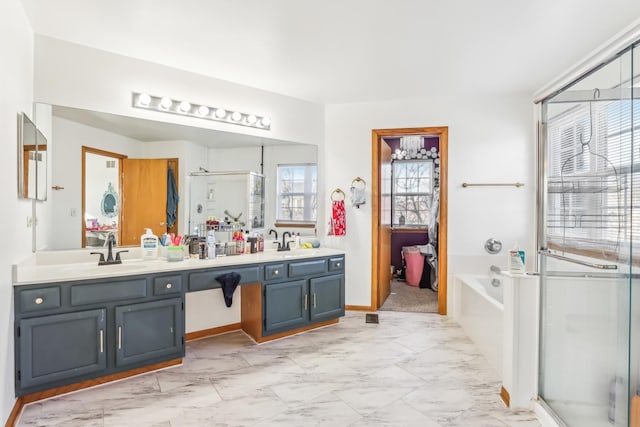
[35,103,317,251]
[18,113,48,201]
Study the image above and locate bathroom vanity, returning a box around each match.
[13,249,345,397]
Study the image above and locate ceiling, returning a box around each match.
[20,0,640,104]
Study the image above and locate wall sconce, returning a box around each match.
[131,92,271,130]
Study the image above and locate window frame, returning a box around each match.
[275,163,317,225]
[390,159,433,228]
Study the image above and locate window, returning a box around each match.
[545,98,640,255]
[276,164,317,223]
[392,160,433,227]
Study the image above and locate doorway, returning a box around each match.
[82,146,180,248]
[371,127,448,314]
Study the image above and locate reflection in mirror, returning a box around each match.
[18,113,47,201]
[84,148,121,248]
[37,103,317,250]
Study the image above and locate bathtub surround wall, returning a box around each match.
[453,272,539,409]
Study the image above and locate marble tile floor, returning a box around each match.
[18,311,542,427]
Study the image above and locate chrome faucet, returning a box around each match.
[90,234,128,265]
[279,231,292,252]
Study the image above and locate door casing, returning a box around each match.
[371,127,448,314]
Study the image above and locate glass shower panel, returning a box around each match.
[539,47,634,427]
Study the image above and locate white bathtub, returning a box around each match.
[454,274,504,376]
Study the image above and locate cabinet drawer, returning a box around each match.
[288,259,328,278]
[71,279,147,306]
[329,257,345,271]
[188,266,261,291]
[19,287,61,313]
[264,264,285,281]
[153,275,182,295]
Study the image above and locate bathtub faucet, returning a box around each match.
[489,265,501,274]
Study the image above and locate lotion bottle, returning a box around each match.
[508,242,525,273]
[141,228,159,259]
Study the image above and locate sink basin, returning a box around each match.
[57,263,148,276]
[278,250,320,259]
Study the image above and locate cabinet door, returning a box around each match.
[18,309,106,390]
[309,274,345,323]
[115,298,184,367]
[264,280,308,333]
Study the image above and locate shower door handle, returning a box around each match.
[538,250,618,270]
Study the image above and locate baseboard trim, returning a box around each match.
[185,323,242,341]
[346,305,375,312]
[4,397,24,427]
[500,386,510,407]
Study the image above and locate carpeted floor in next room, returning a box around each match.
[379,279,438,313]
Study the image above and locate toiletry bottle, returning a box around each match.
[508,243,525,273]
[295,233,301,249]
[206,230,216,259]
[141,228,159,259]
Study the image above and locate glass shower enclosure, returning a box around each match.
[538,43,640,426]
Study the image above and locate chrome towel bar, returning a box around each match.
[462,182,524,188]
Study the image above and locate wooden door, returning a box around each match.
[377,140,392,308]
[121,159,168,246]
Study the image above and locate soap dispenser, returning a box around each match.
[141,228,159,259]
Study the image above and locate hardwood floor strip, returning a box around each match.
[185,323,242,341]
[4,397,24,427]
[20,358,182,405]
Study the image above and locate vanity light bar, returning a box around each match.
[131,92,271,130]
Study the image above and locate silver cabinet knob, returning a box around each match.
[274,270,279,275]
[166,283,172,289]
[336,263,341,267]
[35,297,44,305]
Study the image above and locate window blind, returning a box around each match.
[545,98,639,255]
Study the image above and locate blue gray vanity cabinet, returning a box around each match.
[264,279,308,332]
[17,308,107,389]
[115,298,183,367]
[14,273,185,396]
[262,256,345,336]
[309,274,345,322]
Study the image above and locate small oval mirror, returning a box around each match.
[101,182,118,218]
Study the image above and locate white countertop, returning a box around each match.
[13,248,346,286]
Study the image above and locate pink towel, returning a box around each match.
[332,200,346,236]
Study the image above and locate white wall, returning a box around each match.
[48,116,144,249]
[323,95,535,308]
[0,0,34,422]
[33,36,325,148]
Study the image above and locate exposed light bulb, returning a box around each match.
[138,93,151,106]
[197,105,210,116]
[179,101,191,113]
[159,97,172,110]
[231,111,242,121]
[246,114,257,125]
[261,116,271,127]
[215,108,226,119]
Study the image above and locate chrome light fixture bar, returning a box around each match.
[131,92,271,130]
